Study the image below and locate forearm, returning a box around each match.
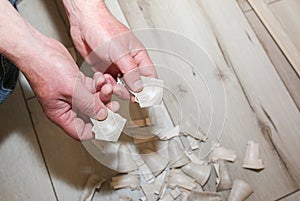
[0,0,74,88]
[0,0,39,65]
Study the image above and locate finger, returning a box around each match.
[133,50,158,78]
[106,101,120,112]
[103,74,117,86]
[94,72,106,92]
[73,80,108,120]
[100,83,113,104]
[54,110,94,141]
[113,84,131,100]
[115,54,143,92]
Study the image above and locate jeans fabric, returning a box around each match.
[0,0,20,103]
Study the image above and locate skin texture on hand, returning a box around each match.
[25,37,121,140]
[0,0,118,140]
[62,0,158,99]
[23,36,122,140]
[0,0,158,141]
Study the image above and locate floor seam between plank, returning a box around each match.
[249,7,297,75]
[245,10,300,112]
[19,83,59,201]
[25,96,36,101]
[275,189,300,201]
[53,0,69,29]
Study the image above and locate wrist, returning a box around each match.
[62,0,109,27]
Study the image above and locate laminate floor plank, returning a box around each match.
[249,0,300,76]
[18,0,73,47]
[245,11,300,110]
[119,0,300,200]
[279,190,300,201]
[0,84,57,201]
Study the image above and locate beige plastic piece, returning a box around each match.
[157,125,180,140]
[117,144,138,173]
[119,196,133,201]
[168,139,190,168]
[126,118,153,128]
[110,174,140,190]
[158,183,167,201]
[185,152,204,165]
[91,109,127,142]
[148,104,167,135]
[167,170,196,190]
[210,143,237,162]
[182,162,211,186]
[133,136,157,144]
[80,174,106,201]
[228,179,253,201]
[141,149,169,176]
[154,170,167,195]
[134,155,155,182]
[187,136,199,150]
[160,188,181,201]
[187,191,222,201]
[243,141,264,170]
[141,183,157,201]
[145,118,152,126]
[214,160,232,191]
[131,76,164,108]
[181,188,191,201]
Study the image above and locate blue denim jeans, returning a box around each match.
[0,0,19,103]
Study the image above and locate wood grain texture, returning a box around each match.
[201,0,300,187]
[245,11,300,110]
[119,0,300,200]
[248,0,300,76]
[0,84,57,201]
[18,0,73,47]
[269,0,300,51]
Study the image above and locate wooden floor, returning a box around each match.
[0,0,299,200]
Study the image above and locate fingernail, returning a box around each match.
[97,108,107,120]
[133,79,143,92]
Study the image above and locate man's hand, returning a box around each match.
[23,37,120,140]
[62,0,157,99]
[0,0,118,140]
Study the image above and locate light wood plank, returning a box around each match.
[0,84,57,201]
[279,190,300,201]
[119,0,300,200]
[245,11,300,110]
[248,0,300,76]
[269,0,300,51]
[237,0,253,12]
[18,0,73,47]
[201,0,300,185]
[105,0,129,27]
[27,98,118,201]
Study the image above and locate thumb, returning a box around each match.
[72,80,108,120]
[115,54,143,92]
